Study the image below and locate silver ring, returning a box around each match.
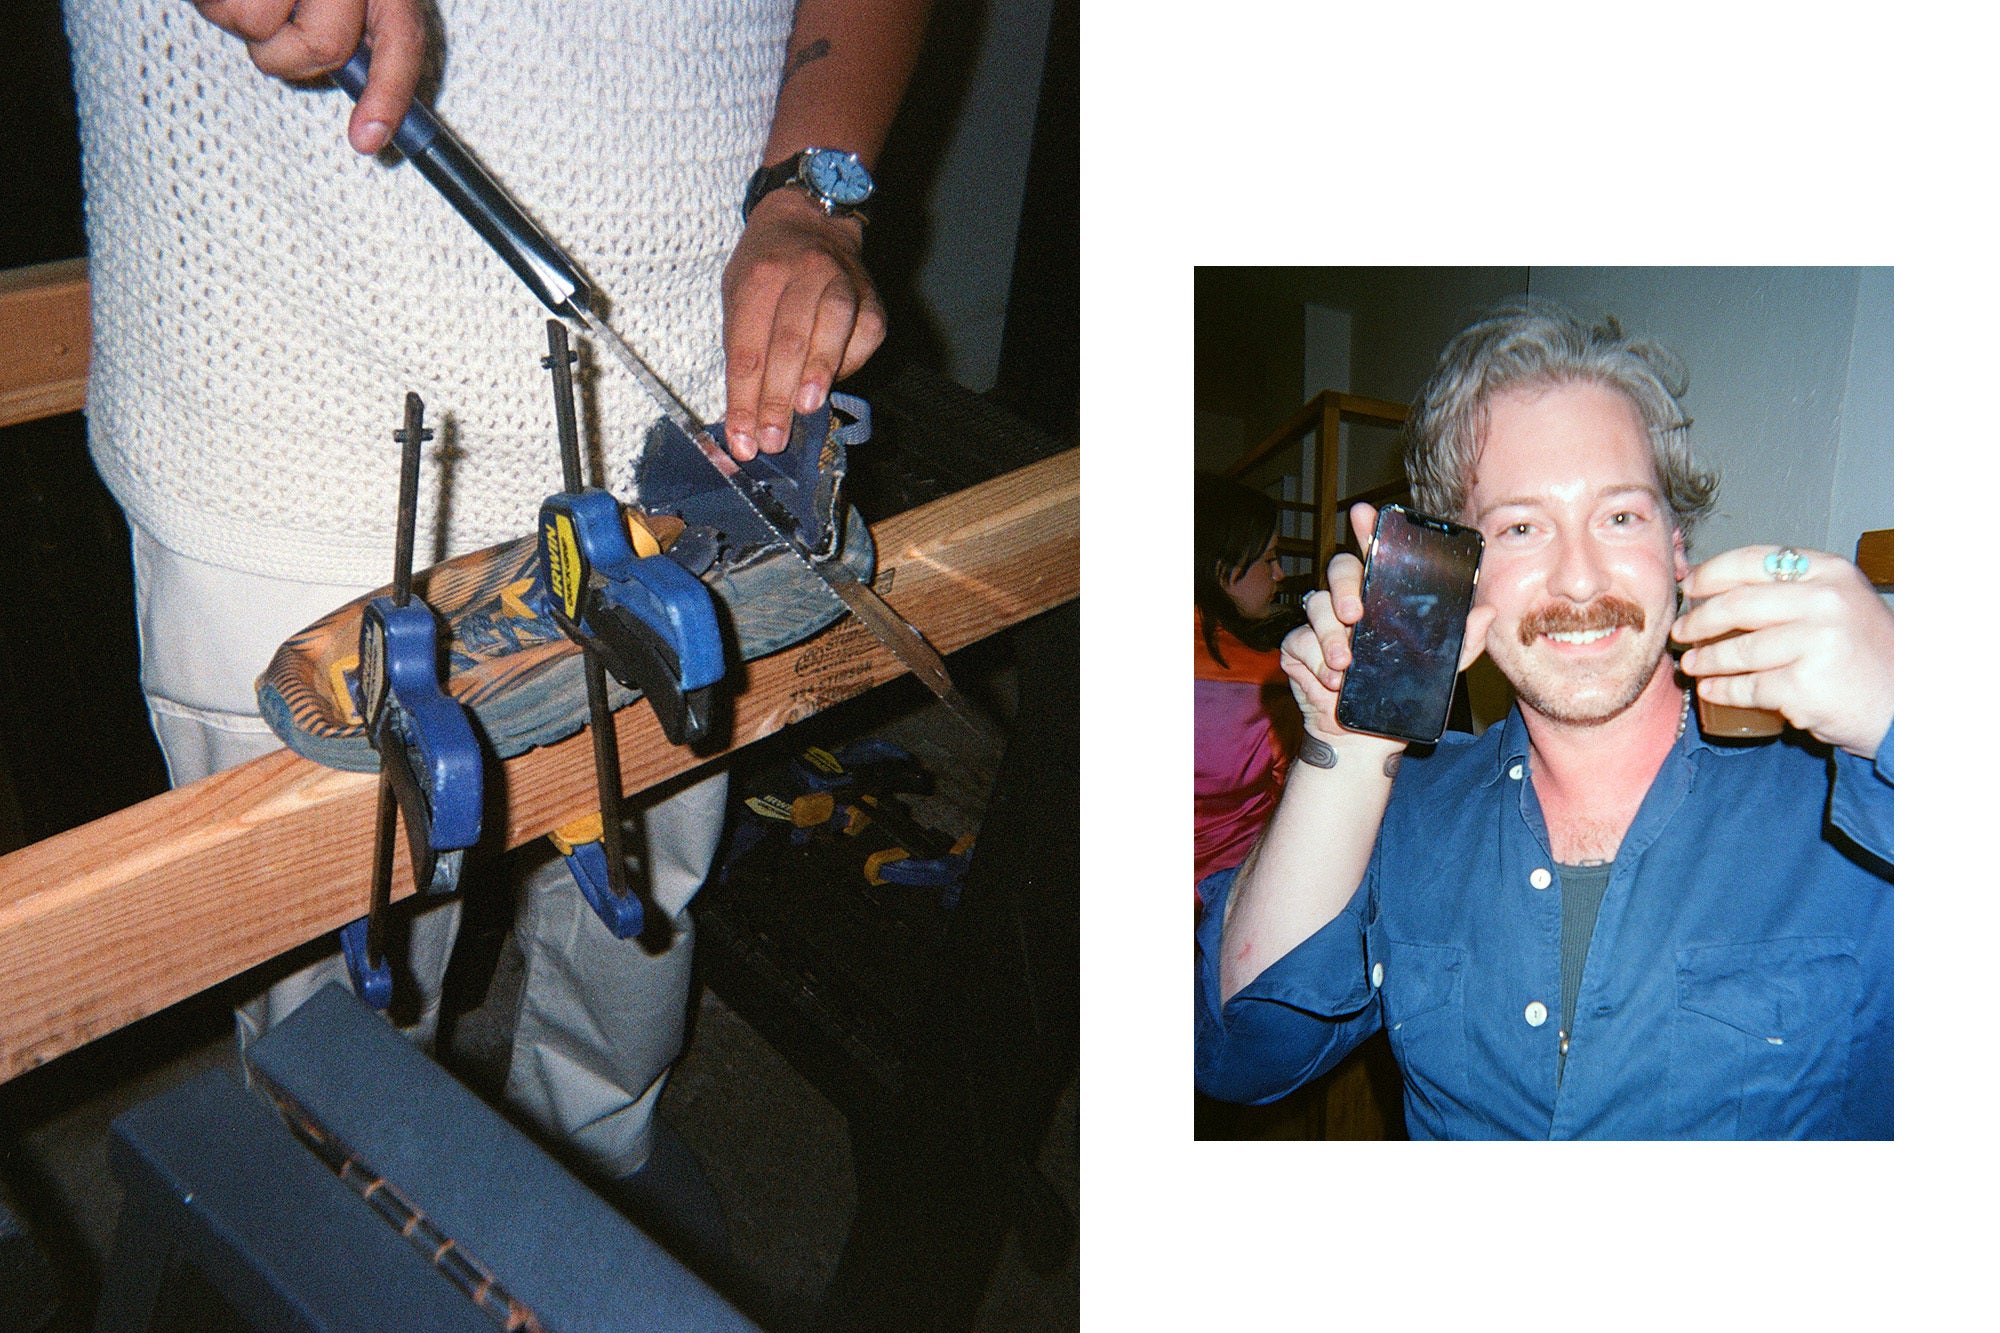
[1765,547,1809,582]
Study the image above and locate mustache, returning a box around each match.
[1519,596,1648,646]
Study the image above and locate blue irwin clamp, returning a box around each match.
[538,488,726,747]
[548,813,645,939]
[358,597,484,893]
[535,320,724,938]
[340,394,484,1009]
[337,922,392,1010]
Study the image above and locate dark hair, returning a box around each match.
[1195,472,1289,667]
[1404,297,1719,531]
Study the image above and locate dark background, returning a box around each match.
[0,2,165,850]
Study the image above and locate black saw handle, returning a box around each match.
[334,48,593,318]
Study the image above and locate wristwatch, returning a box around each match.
[742,148,875,222]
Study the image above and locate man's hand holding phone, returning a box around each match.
[1278,502,1495,750]
[1226,501,1493,1001]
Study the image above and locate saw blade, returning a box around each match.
[570,307,985,734]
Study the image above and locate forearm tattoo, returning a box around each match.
[781,37,832,88]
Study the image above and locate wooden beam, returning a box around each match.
[0,451,1077,1080]
[1855,528,1892,588]
[0,259,90,428]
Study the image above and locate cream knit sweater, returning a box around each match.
[67,0,789,584]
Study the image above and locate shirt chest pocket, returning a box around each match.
[1367,927,1468,1102]
[1671,938,1860,1138]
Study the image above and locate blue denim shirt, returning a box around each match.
[1195,710,1894,1139]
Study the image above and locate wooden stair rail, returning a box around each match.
[1224,388,1408,577]
[0,441,1077,1077]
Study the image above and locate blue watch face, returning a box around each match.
[801,149,873,207]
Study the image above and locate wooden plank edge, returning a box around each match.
[0,450,1077,1079]
[0,258,91,427]
[0,257,88,296]
[0,379,88,429]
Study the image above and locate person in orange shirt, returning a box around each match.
[1194,473,1303,902]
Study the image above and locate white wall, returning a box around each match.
[1526,267,1893,564]
[1826,267,1894,564]
[913,0,1055,391]
[1298,302,1353,559]
[1301,303,1352,400]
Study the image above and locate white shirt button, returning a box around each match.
[1525,1001,1548,1027]
[1509,762,1524,781]
[1371,962,1384,988]
[1529,867,1552,890]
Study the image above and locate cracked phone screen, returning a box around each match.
[1335,506,1485,745]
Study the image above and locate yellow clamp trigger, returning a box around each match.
[548,811,604,856]
[623,508,661,559]
[790,791,836,827]
[621,508,686,560]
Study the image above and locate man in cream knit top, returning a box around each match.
[63,0,929,1234]
[70,0,906,580]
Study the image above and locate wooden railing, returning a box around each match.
[1224,388,1409,587]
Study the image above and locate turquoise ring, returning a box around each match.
[1765,547,1809,582]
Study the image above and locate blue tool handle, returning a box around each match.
[375,723,442,892]
[604,559,728,693]
[338,918,394,1009]
[539,490,727,743]
[364,599,484,861]
[556,839,646,939]
[333,49,591,317]
[599,602,720,747]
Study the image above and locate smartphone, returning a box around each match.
[1334,505,1485,745]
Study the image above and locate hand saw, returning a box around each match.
[331,51,984,734]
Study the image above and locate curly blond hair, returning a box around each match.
[1404,298,1718,531]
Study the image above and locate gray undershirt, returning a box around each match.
[1557,859,1615,1080]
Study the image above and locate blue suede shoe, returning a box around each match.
[637,394,874,659]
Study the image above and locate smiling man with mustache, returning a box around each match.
[1196,300,1894,1139]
